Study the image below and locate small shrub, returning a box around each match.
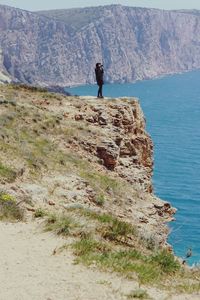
[46,213,57,224]
[0,192,24,221]
[72,238,110,264]
[97,213,114,223]
[112,219,134,237]
[73,238,101,256]
[34,208,47,218]
[149,250,180,274]
[0,99,16,106]
[102,218,136,242]
[94,194,105,206]
[127,289,150,299]
[134,264,159,284]
[45,213,79,237]
[69,207,137,243]
[57,217,72,235]
[0,193,14,202]
[0,162,17,183]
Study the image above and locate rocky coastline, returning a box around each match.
[0,84,175,248]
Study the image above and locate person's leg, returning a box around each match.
[99,84,103,97]
[97,85,101,97]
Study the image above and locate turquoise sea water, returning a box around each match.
[67,70,200,265]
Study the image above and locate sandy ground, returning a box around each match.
[0,221,199,300]
[0,221,138,300]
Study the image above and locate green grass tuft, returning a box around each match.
[127,289,150,299]
[175,282,200,294]
[34,208,47,218]
[69,207,137,243]
[0,162,17,183]
[149,250,180,274]
[101,218,135,242]
[45,213,80,236]
[94,194,105,206]
[0,192,24,221]
[72,238,110,256]
[71,236,181,284]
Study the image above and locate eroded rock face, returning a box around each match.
[0,48,11,84]
[73,97,153,192]
[0,5,200,86]
[97,141,119,170]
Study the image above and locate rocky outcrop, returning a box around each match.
[0,84,176,248]
[0,5,200,86]
[73,97,153,192]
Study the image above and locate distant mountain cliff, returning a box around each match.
[0,4,200,86]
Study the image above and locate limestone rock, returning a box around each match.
[74,97,153,192]
[18,184,49,204]
[97,140,119,170]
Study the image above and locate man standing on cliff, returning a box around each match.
[95,63,104,98]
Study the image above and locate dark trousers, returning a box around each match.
[97,84,103,97]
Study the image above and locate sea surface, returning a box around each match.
[67,70,200,266]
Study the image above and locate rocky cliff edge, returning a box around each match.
[0,84,176,249]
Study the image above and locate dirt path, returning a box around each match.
[0,221,138,300]
[0,221,199,300]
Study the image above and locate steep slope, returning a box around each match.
[0,84,174,245]
[1,5,200,86]
[0,5,73,86]
[0,48,11,84]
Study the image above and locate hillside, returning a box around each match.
[0,5,200,86]
[37,6,108,32]
[0,84,200,299]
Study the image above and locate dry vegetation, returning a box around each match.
[33,205,200,294]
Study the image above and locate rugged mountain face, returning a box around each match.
[0,4,200,86]
[0,48,11,84]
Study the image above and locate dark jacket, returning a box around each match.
[95,65,104,85]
